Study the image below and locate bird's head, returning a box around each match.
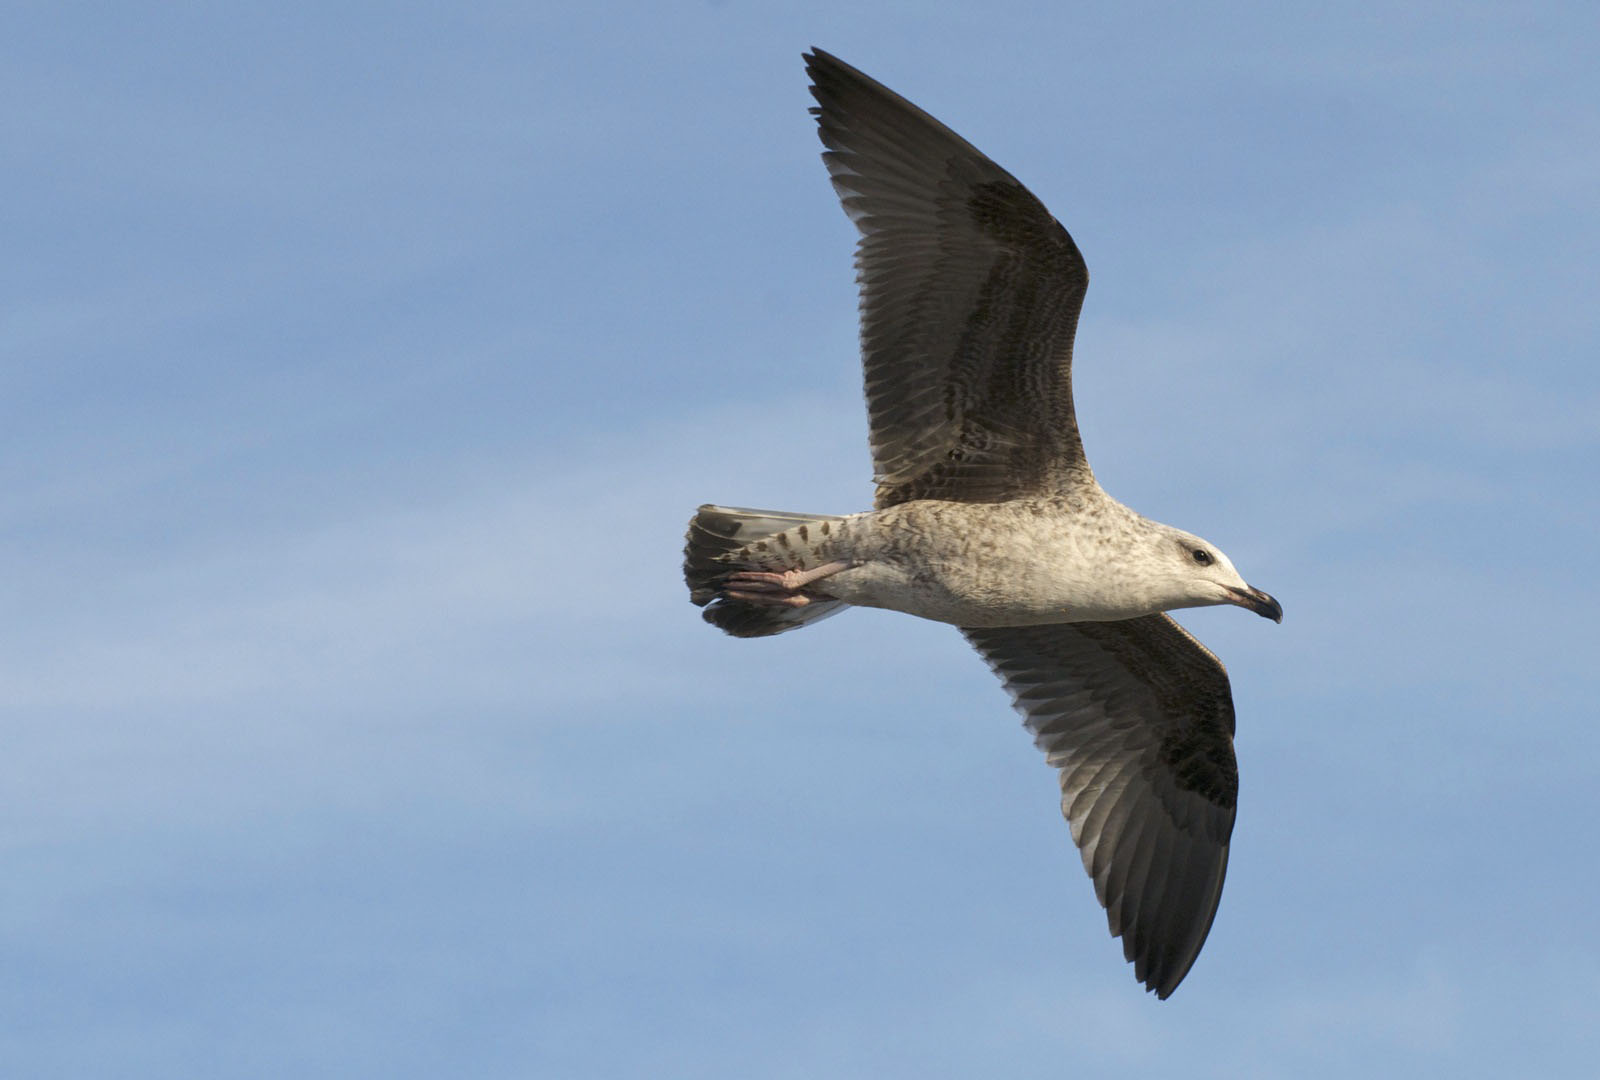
[1153,528,1282,622]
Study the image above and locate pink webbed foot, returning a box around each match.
[720,561,851,607]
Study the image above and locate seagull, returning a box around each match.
[683,48,1281,999]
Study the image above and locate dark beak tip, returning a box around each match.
[1237,586,1282,624]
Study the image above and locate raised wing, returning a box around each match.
[962,615,1239,998]
[806,48,1092,508]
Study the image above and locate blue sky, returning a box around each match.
[5,2,1598,1076]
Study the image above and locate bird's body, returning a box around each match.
[683,49,1281,998]
[697,495,1249,628]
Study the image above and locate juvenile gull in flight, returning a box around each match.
[684,49,1281,998]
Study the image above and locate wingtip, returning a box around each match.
[1139,953,1193,1001]
[801,46,829,83]
[803,47,874,97]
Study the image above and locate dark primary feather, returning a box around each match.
[805,48,1092,509]
[962,615,1238,998]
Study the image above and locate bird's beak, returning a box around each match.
[1227,585,1282,623]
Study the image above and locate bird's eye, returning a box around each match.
[1191,548,1213,566]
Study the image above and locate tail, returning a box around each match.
[684,504,851,638]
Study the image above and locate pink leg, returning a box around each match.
[721,560,851,606]
[722,589,814,608]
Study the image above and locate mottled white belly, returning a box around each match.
[818,550,1153,627]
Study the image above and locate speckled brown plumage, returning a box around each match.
[682,49,1281,999]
